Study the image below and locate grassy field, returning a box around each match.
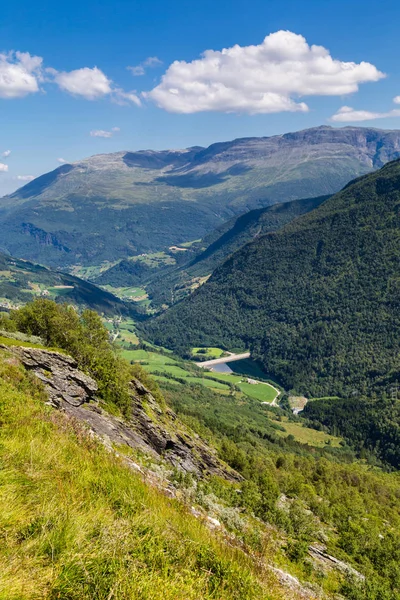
[192,347,226,359]
[103,285,148,302]
[0,352,274,600]
[118,318,139,345]
[133,251,176,268]
[238,382,277,402]
[272,417,342,448]
[123,349,279,401]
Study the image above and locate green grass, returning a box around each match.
[132,251,176,267]
[238,382,278,403]
[117,318,139,346]
[144,364,191,378]
[272,418,343,448]
[120,349,179,365]
[123,349,279,402]
[0,353,276,600]
[152,375,183,386]
[0,334,48,350]
[185,376,231,390]
[192,347,226,359]
[179,239,202,248]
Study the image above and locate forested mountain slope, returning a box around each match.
[141,195,330,308]
[144,158,400,397]
[1,126,400,267]
[0,250,126,314]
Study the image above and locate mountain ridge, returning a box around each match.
[1,126,400,268]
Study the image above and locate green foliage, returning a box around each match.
[0,250,127,314]
[158,377,400,597]
[304,395,400,468]
[145,195,329,308]
[0,312,17,332]
[144,159,400,399]
[10,299,132,413]
[0,354,273,599]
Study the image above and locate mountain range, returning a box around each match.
[143,158,400,398]
[1,126,400,268]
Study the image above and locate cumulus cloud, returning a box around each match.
[145,30,385,114]
[331,104,400,122]
[128,56,162,76]
[0,51,141,107]
[0,51,43,98]
[57,158,67,163]
[16,175,34,181]
[0,163,9,172]
[2,150,11,158]
[54,66,112,100]
[90,127,120,138]
[394,96,400,104]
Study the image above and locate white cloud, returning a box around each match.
[55,66,112,100]
[90,127,120,138]
[146,30,385,114]
[128,56,162,76]
[2,150,11,158]
[112,89,141,106]
[143,56,162,68]
[128,65,145,76]
[0,51,43,98]
[394,96,400,104]
[16,175,34,181]
[331,105,400,122]
[0,52,142,107]
[0,163,9,172]
[57,158,67,164]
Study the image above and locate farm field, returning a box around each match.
[272,417,343,448]
[122,348,279,401]
[191,346,227,359]
[102,285,148,302]
[238,381,278,402]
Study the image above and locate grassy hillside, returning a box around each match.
[0,354,275,600]
[0,251,127,315]
[143,158,400,398]
[2,126,400,268]
[2,299,400,599]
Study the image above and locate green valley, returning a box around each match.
[143,158,400,400]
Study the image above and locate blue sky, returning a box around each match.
[1,0,400,194]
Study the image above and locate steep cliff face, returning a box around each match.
[2,344,238,481]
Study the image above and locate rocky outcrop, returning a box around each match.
[3,344,239,481]
[308,544,365,580]
[5,346,98,407]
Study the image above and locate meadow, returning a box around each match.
[192,346,226,359]
[121,348,280,402]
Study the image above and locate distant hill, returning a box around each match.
[143,159,400,397]
[1,126,400,268]
[0,251,126,315]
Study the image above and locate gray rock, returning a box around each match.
[1,345,97,408]
[4,344,240,481]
